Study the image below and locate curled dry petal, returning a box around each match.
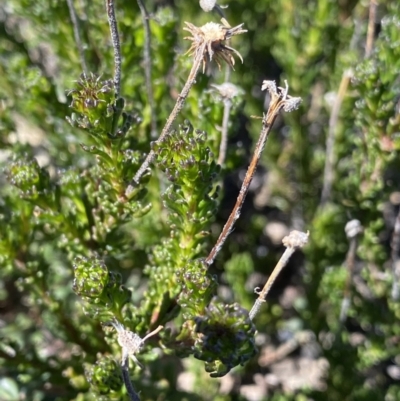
[261,80,302,113]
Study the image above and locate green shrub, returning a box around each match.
[1,1,400,400]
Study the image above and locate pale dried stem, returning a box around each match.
[136,0,157,139]
[217,98,232,166]
[249,230,309,320]
[249,247,294,320]
[339,238,358,322]
[66,0,88,74]
[320,69,352,205]
[391,209,400,300]
[219,26,232,165]
[339,220,362,322]
[218,31,232,166]
[106,0,122,97]
[320,2,376,205]
[126,48,205,194]
[365,0,378,58]
[142,325,163,342]
[260,331,314,366]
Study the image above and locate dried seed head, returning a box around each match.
[282,230,309,249]
[184,20,247,72]
[345,219,363,239]
[113,321,144,355]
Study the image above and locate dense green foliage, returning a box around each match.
[1,0,400,400]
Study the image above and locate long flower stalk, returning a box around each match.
[249,230,309,320]
[106,0,122,97]
[66,0,88,74]
[205,81,302,266]
[136,0,157,139]
[126,20,246,196]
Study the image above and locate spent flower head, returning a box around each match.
[184,19,247,71]
[110,320,163,368]
[211,82,243,101]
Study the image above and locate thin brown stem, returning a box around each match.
[66,0,88,74]
[249,230,309,320]
[206,81,301,266]
[106,0,122,97]
[136,0,157,139]
[126,48,205,195]
[320,69,352,205]
[365,0,378,58]
[206,112,275,265]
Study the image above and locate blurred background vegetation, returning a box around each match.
[1,0,400,400]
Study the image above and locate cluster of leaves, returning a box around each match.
[2,0,400,401]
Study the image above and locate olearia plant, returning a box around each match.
[2,1,400,401]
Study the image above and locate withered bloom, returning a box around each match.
[184,20,247,71]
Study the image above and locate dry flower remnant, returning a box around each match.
[110,320,163,400]
[199,0,217,12]
[111,320,163,368]
[199,0,228,18]
[184,20,247,71]
[127,19,247,191]
[211,82,243,165]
